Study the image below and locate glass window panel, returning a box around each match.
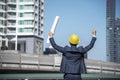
[0,20,4,25]
[24,20,33,25]
[27,28,32,32]
[18,20,24,25]
[19,13,23,17]
[19,0,33,2]
[24,5,33,10]
[19,28,24,32]
[24,13,33,17]
[19,0,23,2]
[19,5,24,10]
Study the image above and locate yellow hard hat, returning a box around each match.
[69,34,80,45]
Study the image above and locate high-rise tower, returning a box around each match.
[0,0,44,54]
[106,0,120,63]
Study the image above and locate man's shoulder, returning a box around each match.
[64,45,71,51]
[78,46,83,48]
[77,46,84,51]
[64,45,70,48]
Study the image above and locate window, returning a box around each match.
[27,28,33,32]
[24,20,33,25]
[10,0,16,2]
[19,0,33,2]
[19,28,24,32]
[8,28,16,33]
[0,28,3,32]
[0,13,3,17]
[24,13,33,17]
[19,5,24,10]
[0,4,5,10]
[19,13,23,17]
[19,0,23,2]
[0,20,4,25]
[24,5,33,10]
[19,13,33,17]
[18,20,24,25]
[25,0,33,2]
[113,57,116,61]
[24,28,32,32]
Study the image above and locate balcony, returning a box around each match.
[0,12,5,16]
[7,7,16,12]
[19,16,34,20]
[0,17,5,20]
[0,32,4,35]
[0,8,6,12]
[18,32,34,35]
[0,24,5,28]
[7,32,16,36]
[6,28,16,35]
[0,0,6,5]
[7,23,16,28]
[7,15,16,20]
[7,0,16,4]
[19,0,34,4]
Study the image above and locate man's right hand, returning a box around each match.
[49,32,54,37]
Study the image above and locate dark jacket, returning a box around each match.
[49,37,96,74]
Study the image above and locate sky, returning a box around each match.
[44,0,120,62]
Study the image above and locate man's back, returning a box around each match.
[49,37,96,73]
[61,45,84,73]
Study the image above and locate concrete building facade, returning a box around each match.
[0,0,44,54]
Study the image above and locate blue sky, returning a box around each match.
[44,0,120,61]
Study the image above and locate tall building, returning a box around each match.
[0,0,44,54]
[106,0,120,63]
[114,18,120,62]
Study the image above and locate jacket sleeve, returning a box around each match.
[49,37,65,53]
[83,37,96,53]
